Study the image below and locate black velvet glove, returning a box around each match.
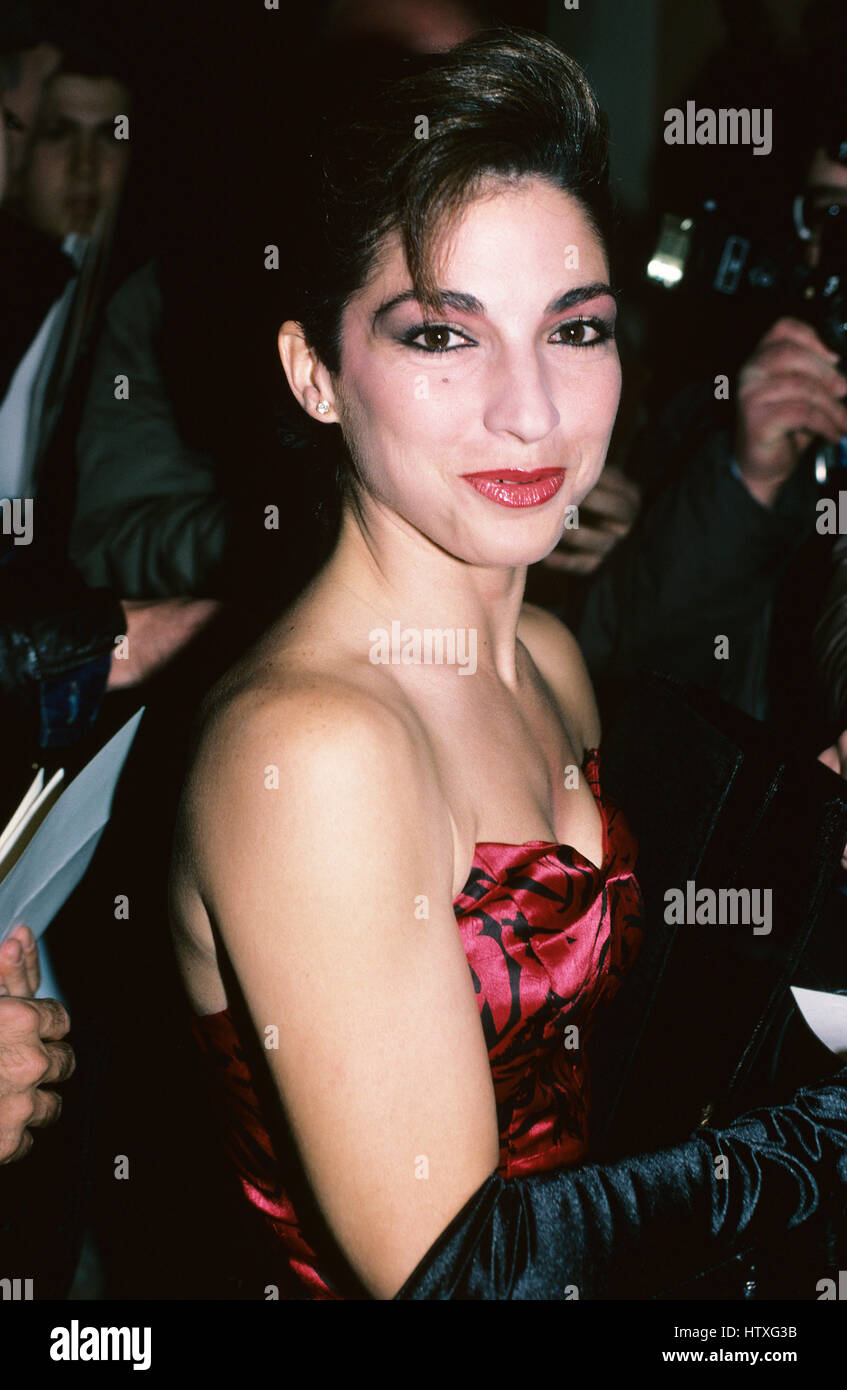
[394,1068,847,1300]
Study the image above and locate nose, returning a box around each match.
[70,132,98,182]
[482,342,560,443]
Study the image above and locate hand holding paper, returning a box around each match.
[0,925,40,997]
[0,994,74,1164]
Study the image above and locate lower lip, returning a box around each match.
[461,470,566,508]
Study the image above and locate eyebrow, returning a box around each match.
[371,281,615,328]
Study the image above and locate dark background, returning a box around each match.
[6,0,845,1302]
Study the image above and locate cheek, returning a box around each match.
[583,359,622,439]
[401,373,474,442]
[344,358,467,454]
[29,151,65,188]
[102,149,129,183]
[603,364,623,427]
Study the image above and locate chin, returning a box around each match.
[462,524,569,570]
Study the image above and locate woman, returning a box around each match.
[169,30,847,1300]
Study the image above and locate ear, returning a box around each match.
[278,321,337,422]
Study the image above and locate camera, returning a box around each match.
[647,193,847,479]
[647,198,847,358]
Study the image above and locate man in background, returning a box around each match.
[0,16,218,762]
[0,9,218,1298]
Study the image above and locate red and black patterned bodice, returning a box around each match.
[190,748,644,1298]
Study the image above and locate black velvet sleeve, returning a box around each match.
[394,1067,847,1300]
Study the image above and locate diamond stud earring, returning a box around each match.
[316,400,331,415]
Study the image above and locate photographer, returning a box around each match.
[809,129,847,791]
[572,60,847,734]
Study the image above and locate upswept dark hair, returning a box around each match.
[288,26,613,379]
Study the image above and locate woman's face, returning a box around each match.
[332,174,621,569]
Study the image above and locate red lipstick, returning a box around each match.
[460,468,566,508]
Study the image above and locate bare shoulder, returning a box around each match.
[518,602,601,751]
[191,657,435,795]
[178,655,454,912]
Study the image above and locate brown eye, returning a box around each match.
[403,322,475,353]
[560,321,594,345]
[421,326,452,351]
[552,319,608,347]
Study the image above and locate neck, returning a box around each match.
[321,496,530,687]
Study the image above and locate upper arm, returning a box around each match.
[519,603,601,751]
[188,683,500,1299]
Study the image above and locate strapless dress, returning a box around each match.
[190,747,644,1298]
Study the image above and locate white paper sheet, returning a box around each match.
[0,766,65,877]
[0,708,144,942]
[0,767,45,857]
[791,985,847,1059]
